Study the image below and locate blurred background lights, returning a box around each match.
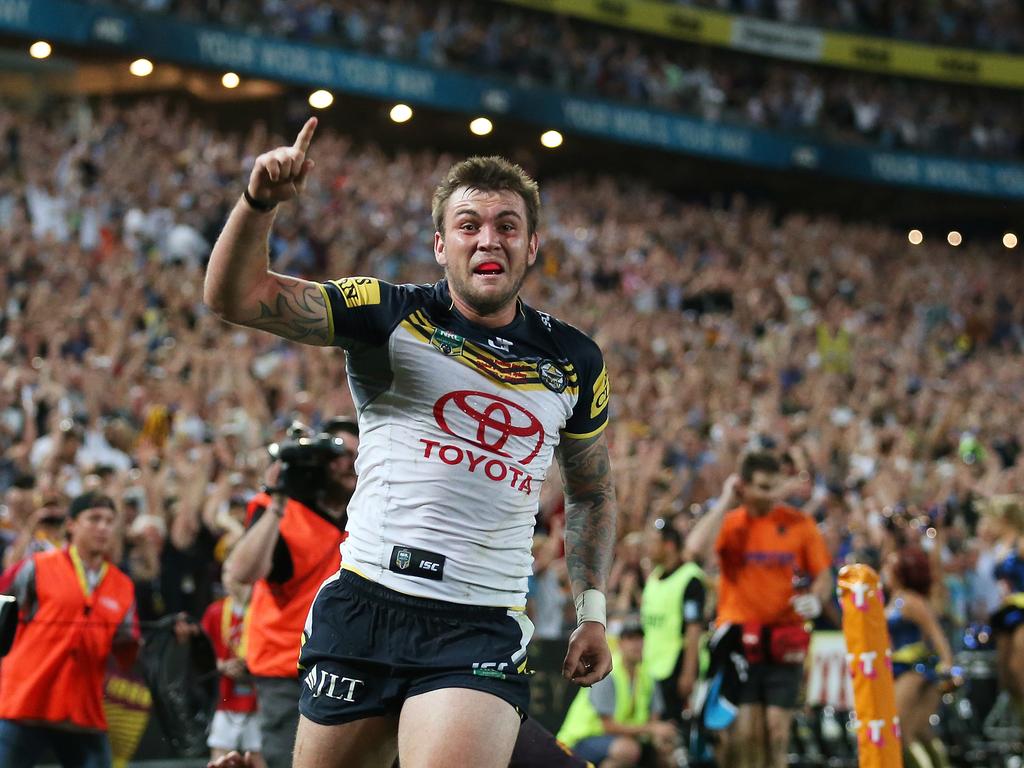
[389,104,413,123]
[129,58,154,77]
[221,72,240,89]
[308,90,334,109]
[947,230,962,246]
[469,117,493,136]
[1004,232,1018,249]
[908,229,923,245]
[540,130,563,148]
[29,41,52,59]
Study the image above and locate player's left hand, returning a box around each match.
[562,621,612,687]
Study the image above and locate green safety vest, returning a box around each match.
[556,655,654,748]
[641,562,704,681]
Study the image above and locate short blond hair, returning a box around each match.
[980,494,1024,532]
[431,156,541,237]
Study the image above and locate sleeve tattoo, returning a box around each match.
[556,432,618,596]
[245,276,331,345]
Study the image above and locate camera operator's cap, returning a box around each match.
[323,416,359,435]
[68,491,116,519]
[619,620,645,639]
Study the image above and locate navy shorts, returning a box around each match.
[298,569,534,725]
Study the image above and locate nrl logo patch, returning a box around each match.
[395,548,412,570]
[430,328,465,357]
[537,360,567,393]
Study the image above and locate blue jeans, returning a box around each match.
[0,720,112,768]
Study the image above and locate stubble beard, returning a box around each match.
[448,265,528,318]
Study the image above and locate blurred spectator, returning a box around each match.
[201,572,264,768]
[556,622,679,767]
[641,518,706,724]
[0,492,140,768]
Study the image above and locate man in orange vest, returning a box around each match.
[224,419,358,768]
[687,451,832,768]
[0,491,140,767]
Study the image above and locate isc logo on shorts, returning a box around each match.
[303,664,364,702]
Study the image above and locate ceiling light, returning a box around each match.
[308,90,334,109]
[29,41,52,59]
[129,58,154,77]
[389,104,413,123]
[540,130,563,148]
[469,117,493,136]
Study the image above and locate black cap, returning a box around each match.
[68,491,116,519]
[620,621,645,639]
[322,416,358,436]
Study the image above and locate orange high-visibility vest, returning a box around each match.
[0,548,136,730]
[247,496,345,677]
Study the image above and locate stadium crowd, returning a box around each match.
[99,0,1024,160]
[1,95,1023,762]
[685,0,1024,54]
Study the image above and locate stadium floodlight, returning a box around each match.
[308,90,334,109]
[390,104,413,123]
[907,229,923,245]
[29,41,52,59]
[540,130,563,148]
[469,117,493,136]
[222,72,240,89]
[129,58,154,77]
[1004,233,1018,249]
[947,231,962,246]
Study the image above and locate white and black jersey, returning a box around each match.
[317,278,610,607]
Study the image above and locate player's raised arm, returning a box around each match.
[556,430,617,686]
[204,117,333,346]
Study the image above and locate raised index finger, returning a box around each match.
[293,117,318,153]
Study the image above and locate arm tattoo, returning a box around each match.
[245,276,331,345]
[556,432,618,597]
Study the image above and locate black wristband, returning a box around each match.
[243,187,277,212]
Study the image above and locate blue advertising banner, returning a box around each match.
[4,0,1024,199]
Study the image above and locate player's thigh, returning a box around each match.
[292,713,398,768]
[398,687,521,768]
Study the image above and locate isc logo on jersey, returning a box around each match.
[420,390,544,495]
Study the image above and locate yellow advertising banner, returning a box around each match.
[492,0,1024,89]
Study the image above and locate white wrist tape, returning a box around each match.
[575,589,607,627]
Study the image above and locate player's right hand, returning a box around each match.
[247,117,318,207]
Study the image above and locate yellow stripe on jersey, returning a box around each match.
[562,420,609,440]
[400,312,580,393]
[331,277,382,308]
[590,364,610,419]
[317,283,335,342]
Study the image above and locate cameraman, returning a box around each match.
[223,419,358,768]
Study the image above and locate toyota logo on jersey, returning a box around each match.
[433,390,545,465]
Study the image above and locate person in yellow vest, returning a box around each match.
[0,491,140,768]
[224,419,359,768]
[641,518,706,724]
[557,623,678,767]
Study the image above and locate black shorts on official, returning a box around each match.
[734,662,803,709]
[298,569,534,725]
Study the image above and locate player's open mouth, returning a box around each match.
[473,261,505,275]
